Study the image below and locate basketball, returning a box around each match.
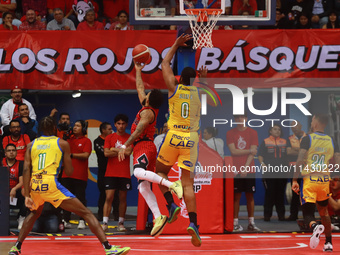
[132,44,151,64]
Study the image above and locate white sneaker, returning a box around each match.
[323,242,333,252]
[310,224,325,249]
[17,216,25,230]
[247,223,260,231]
[233,224,243,232]
[63,220,72,229]
[78,220,86,230]
[331,223,339,231]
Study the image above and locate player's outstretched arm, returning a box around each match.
[60,139,74,176]
[162,34,192,95]
[135,60,147,105]
[23,142,33,198]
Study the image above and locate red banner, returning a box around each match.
[1,29,340,90]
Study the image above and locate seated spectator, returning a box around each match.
[32,202,63,233]
[21,0,47,22]
[2,120,31,162]
[47,0,78,26]
[0,86,36,136]
[202,127,224,158]
[294,12,311,28]
[0,12,18,30]
[17,103,38,141]
[232,0,257,15]
[286,0,311,28]
[261,8,290,29]
[322,11,340,29]
[310,0,332,28]
[47,8,76,30]
[109,10,133,30]
[3,143,26,230]
[0,0,21,28]
[19,9,46,30]
[77,9,104,30]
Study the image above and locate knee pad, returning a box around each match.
[138,181,151,194]
[134,167,146,180]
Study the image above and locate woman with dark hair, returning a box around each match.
[202,127,224,158]
[323,12,340,29]
[0,12,18,31]
[109,10,133,30]
[294,12,311,29]
[258,123,289,222]
[77,9,104,30]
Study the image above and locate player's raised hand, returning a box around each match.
[175,34,193,47]
[134,60,145,71]
[198,66,208,78]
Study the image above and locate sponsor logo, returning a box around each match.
[183,160,193,168]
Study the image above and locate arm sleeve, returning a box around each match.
[0,101,11,126]
[300,135,311,150]
[104,135,111,149]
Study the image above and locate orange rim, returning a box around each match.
[185,9,222,22]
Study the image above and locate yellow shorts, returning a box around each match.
[30,175,75,211]
[157,130,198,172]
[301,174,330,204]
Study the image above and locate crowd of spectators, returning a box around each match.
[1,0,340,31]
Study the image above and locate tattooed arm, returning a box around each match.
[118,109,155,161]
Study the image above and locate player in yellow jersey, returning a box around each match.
[156,34,206,247]
[292,114,340,252]
[9,116,130,255]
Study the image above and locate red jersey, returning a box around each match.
[131,107,158,144]
[2,134,31,161]
[104,132,131,178]
[62,136,92,181]
[226,127,258,172]
[3,159,23,189]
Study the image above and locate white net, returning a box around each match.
[185,9,222,49]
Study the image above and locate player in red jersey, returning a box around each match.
[118,61,183,237]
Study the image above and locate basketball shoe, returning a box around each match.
[187,222,201,247]
[310,224,325,249]
[150,215,168,237]
[105,246,130,255]
[169,180,183,200]
[323,242,333,252]
[167,203,180,224]
[8,246,20,255]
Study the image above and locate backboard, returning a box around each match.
[130,0,275,26]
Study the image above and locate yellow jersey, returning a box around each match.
[168,84,201,132]
[31,136,63,176]
[301,132,334,176]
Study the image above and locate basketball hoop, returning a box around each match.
[185,9,222,49]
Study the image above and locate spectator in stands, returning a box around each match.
[93,122,113,221]
[258,123,288,222]
[294,11,311,28]
[61,120,91,230]
[101,0,129,23]
[21,0,47,22]
[310,0,332,28]
[0,0,21,28]
[286,0,310,28]
[0,12,18,30]
[4,143,26,230]
[77,9,104,30]
[0,86,36,136]
[232,0,257,15]
[47,8,76,30]
[2,120,31,162]
[202,127,224,158]
[102,114,132,232]
[262,8,290,29]
[109,10,133,30]
[19,9,46,31]
[32,202,63,233]
[47,0,78,26]
[154,122,168,152]
[17,103,38,141]
[322,11,340,28]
